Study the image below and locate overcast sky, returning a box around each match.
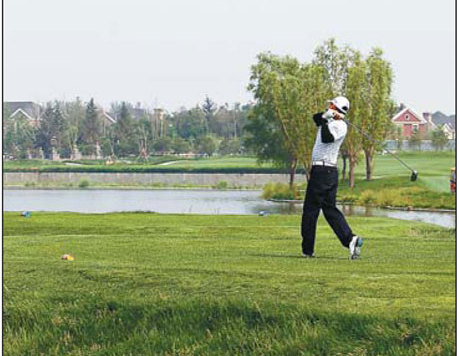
[4,0,455,114]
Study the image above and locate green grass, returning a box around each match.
[3,212,455,355]
[3,156,280,174]
[334,152,455,209]
[335,177,455,209]
[338,151,455,193]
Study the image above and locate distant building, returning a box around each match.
[98,108,116,135]
[441,123,456,140]
[391,107,429,138]
[4,101,42,127]
[422,111,456,140]
[422,112,437,131]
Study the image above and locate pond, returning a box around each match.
[3,189,455,228]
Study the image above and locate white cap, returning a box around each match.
[329,96,350,115]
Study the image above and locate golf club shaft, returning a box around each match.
[342,118,416,174]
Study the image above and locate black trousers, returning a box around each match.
[301,165,354,255]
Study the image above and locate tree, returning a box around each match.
[344,52,367,187]
[171,137,191,154]
[361,48,394,180]
[114,102,137,156]
[3,111,36,159]
[430,126,448,151]
[153,137,172,153]
[409,129,423,151]
[395,126,404,151]
[313,38,354,96]
[248,52,329,186]
[173,107,206,139]
[81,98,101,147]
[202,96,216,134]
[3,109,16,157]
[195,136,217,156]
[100,125,116,159]
[244,104,292,171]
[36,103,58,158]
[314,39,361,186]
[218,138,240,155]
[135,117,155,160]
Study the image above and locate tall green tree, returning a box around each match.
[244,105,292,172]
[81,98,101,147]
[314,39,356,183]
[344,52,368,187]
[171,137,191,154]
[36,103,65,158]
[114,102,137,156]
[3,112,36,159]
[430,126,449,151]
[173,107,206,139]
[248,53,329,185]
[409,129,423,151]
[202,96,216,134]
[195,136,217,156]
[52,102,68,151]
[313,38,354,96]
[361,48,394,180]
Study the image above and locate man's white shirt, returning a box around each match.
[311,119,347,166]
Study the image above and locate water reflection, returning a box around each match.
[3,189,455,228]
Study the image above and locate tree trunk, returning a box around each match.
[289,158,297,188]
[342,154,347,182]
[348,157,356,188]
[365,149,373,181]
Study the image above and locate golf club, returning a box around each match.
[342,118,418,181]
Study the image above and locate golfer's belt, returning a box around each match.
[312,160,337,167]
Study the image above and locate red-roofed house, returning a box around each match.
[391,107,429,138]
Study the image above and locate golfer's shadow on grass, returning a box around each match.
[249,253,349,260]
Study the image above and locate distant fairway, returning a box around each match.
[337,151,455,193]
[3,212,455,355]
[5,152,455,192]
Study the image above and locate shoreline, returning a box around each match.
[4,186,455,213]
[3,184,261,191]
[268,198,456,213]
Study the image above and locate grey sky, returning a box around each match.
[4,0,455,114]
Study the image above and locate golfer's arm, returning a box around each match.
[312,113,324,127]
[320,123,335,143]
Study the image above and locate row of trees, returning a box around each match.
[3,98,252,160]
[245,39,396,187]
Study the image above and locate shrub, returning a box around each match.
[262,183,276,199]
[262,182,298,200]
[358,190,377,205]
[375,189,411,207]
[78,179,90,188]
[338,193,358,203]
[215,181,228,190]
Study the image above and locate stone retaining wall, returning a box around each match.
[4,172,306,187]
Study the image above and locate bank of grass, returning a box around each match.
[265,151,455,209]
[3,156,283,173]
[264,177,455,209]
[3,212,455,355]
[337,176,455,210]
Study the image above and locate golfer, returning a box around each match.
[301,96,364,259]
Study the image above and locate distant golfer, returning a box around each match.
[301,96,364,259]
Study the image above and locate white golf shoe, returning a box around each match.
[349,235,364,260]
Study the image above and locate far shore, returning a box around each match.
[3,184,261,191]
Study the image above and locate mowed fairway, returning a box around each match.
[3,212,455,355]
